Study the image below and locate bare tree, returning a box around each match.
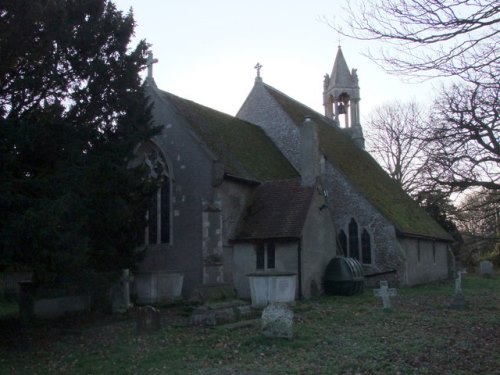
[426,81,499,192]
[330,0,499,193]
[456,189,500,265]
[366,101,430,196]
[330,0,499,84]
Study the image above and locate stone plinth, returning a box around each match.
[133,271,183,305]
[247,272,297,308]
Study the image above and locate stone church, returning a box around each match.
[132,48,453,302]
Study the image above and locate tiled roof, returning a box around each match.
[160,90,298,182]
[262,84,453,241]
[234,179,314,240]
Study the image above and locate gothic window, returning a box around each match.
[141,144,171,245]
[256,242,276,270]
[361,229,371,264]
[338,230,347,256]
[348,218,359,261]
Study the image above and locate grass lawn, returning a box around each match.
[0,275,499,374]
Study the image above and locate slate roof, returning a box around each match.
[328,47,353,89]
[261,84,453,241]
[159,90,298,182]
[234,179,314,241]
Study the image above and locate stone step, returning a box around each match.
[191,300,260,326]
[217,318,261,331]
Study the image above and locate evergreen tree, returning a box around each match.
[0,0,158,284]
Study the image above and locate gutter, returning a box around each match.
[395,229,454,243]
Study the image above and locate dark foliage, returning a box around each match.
[0,0,158,284]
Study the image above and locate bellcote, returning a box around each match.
[323,47,364,149]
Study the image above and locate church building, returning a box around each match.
[133,48,453,302]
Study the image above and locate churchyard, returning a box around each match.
[0,275,498,375]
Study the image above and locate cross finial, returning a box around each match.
[254,62,263,78]
[147,51,159,80]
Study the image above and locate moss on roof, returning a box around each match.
[264,84,452,241]
[235,179,314,240]
[161,90,298,182]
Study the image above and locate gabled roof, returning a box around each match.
[158,90,298,182]
[260,84,453,241]
[234,179,314,241]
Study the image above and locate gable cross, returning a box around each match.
[254,62,263,78]
[147,51,159,80]
[373,280,397,309]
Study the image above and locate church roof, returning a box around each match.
[328,47,353,89]
[234,179,314,241]
[260,84,453,241]
[159,90,298,182]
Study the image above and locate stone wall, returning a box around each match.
[300,186,337,297]
[401,238,449,285]
[138,88,219,297]
[215,180,255,284]
[232,241,298,299]
[323,162,405,284]
[238,83,301,169]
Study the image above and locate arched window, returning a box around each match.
[348,218,359,260]
[140,143,171,245]
[361,229,371,264]
[338,230,347,256]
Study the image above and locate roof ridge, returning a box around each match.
[262,83,337,126]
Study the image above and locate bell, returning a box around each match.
[338,103,346,114]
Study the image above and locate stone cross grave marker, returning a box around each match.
[373,280,397,309]
[454,269,467,296]
[449,269,467,309]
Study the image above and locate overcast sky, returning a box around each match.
[112,0,439,119]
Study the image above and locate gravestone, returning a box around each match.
[136,305,162,334]
[479,260,494,277]
[261,302,294,340]
[373,280,397,309]
[111,269,131,314]
[449,270,467,309]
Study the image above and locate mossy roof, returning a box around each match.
[235,179,314,240]
[160,90,298,182]
[263,84,452,241]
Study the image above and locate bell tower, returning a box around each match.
[323,47,364,149]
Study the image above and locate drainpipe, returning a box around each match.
[298,239,303,300]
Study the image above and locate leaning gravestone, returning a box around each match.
[373,280,397,309]
[479,260,494,277]
[111,269,131,314]
[136,305,162,334]
[261,302,294,340]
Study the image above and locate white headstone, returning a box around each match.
[373,280,397,309]
[479,260,494,277]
